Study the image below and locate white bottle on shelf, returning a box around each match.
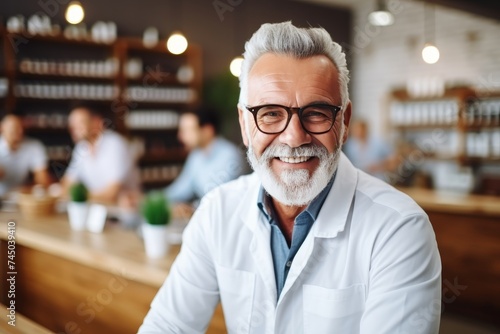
[491,131,500,157]
[477,132,490,158]
[466,133,476,157]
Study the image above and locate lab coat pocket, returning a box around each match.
[303,284,366,334]
[216,265,256,334]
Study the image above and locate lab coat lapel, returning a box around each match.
[278,153,358,302]
[312,152,358,238]
[241,174,278,304]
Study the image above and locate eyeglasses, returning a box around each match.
[245,103,341,135]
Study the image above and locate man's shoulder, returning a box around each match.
[103,130,126,142]
[214,137,243,154]
[101,130,129,149]
[354,171,426,218]
[20,137,46,152]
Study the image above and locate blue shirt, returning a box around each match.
[166,137,246,204]
[257,176,335,298]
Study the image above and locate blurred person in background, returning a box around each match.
[343,118,397,182]
[165,105,247,218]
[0,114,50,196]
[61,102,139,204]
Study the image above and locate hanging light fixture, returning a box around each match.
[65,1,85,25]
[166,1,188,55]
[422,44,440,64]
[422,4,440,64]
[229,4,245,77]
[167,32,188,55]
[368,0,394,26]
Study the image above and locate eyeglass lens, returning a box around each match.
[255,105,335,134]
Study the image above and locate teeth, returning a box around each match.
[279,156,310,164]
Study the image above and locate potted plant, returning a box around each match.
[67,183,89,231]
[141,191,171,258]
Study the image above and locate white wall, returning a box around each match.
[349,0,500,137]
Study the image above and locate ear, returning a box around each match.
[238,106,249,147]
[342,101,352,144]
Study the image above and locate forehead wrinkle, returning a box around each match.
[249,77,296,104]
[254,75,294,89]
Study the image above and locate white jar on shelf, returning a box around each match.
[143,27,159,48]
[491,131,500,157]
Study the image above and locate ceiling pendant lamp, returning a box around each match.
[167,32,188,55]
[165,1,188,55]
[65,1,85,25]
[422,4,440,64]
[368,0,394,27]
[229,3,245,77]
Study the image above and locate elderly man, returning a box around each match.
[62,102,139,203]
[0,114,50,196]
[139,22,441,334]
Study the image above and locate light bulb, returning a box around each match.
[167,32,188,55]
[65,2,85,25]
[229,57,243,77]
[368,10,394,26]
[422,44,440,64]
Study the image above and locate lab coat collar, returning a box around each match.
[278,152,358,304]
[311,152,358,239]
[241,175,278,302]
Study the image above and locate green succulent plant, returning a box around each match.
[69,183,88,202]
[141,191,171,225]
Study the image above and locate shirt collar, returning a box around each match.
[257,172,336,223]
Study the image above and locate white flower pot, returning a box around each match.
[142,223,169,258]
[86,204,107,233]
[67,202,89,231]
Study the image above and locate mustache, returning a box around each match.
[259,144,329,160]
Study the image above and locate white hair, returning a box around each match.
[238,21,350,109]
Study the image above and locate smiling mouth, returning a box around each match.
[277,156,313,164]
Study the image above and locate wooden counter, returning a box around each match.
[399,188,500,327]
[0,211,226,334]
[399,187,500,217]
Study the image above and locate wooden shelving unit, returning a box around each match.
[0,28,202,189]
[387,87,500,192]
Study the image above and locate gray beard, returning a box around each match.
[247,141,343,207]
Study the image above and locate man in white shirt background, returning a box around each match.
[139,22,441,334]
[61,102,139,204]
[0,114,50,197]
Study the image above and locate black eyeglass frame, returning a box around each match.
[245,103,342,135]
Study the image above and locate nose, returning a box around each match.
[278,113,312,148]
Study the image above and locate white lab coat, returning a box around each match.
[139,153,441,334]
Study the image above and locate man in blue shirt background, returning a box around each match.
[343,119,397,182]
[165,105,248,217]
